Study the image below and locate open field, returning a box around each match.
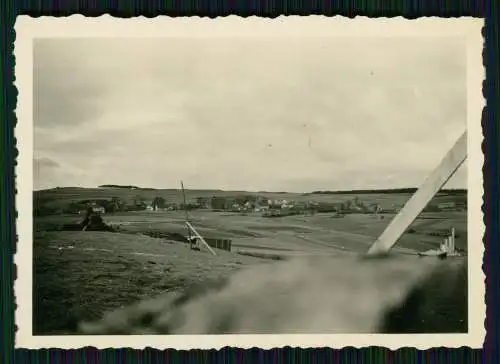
[33,187,468,334]
[78,254,466,334]
[34,229,467,335]
[35,209,467,256]
[34,231,267,334]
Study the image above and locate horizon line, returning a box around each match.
[33,185,468,194]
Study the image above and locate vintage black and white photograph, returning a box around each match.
[15,16,484,349]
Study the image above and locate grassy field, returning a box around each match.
[33,187,468,334]
[33,231,267,334]
[78,253,467,334]
[35,209,467,256]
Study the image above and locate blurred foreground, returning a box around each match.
[34,231,467,335]
[78,252,467,334]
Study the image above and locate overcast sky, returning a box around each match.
[33,36,467,192]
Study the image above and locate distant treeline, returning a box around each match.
[98,184,157,190]
[99,184,140,189]
[309,188,466,195]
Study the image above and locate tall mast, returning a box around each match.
[181,180,191,241]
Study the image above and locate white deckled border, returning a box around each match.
[14,15,485,350]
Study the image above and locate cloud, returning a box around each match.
[33,156,94,190]
[34,157,60,169]
[33,36,467,191]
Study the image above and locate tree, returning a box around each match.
[110,197,125,212]
[210,196,227,210]
[196,197,209,208]
[132,196,147,211]
[152,196,166,210]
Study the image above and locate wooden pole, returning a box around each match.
[180,180,193,247]
[181,180,189,223]
[367,131,467,256]
[451,227,456,254]
[185,221,217,256]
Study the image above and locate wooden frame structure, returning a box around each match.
[366,130,467,256]
[181,181,217,256]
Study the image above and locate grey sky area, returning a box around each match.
[33,37,467,192]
